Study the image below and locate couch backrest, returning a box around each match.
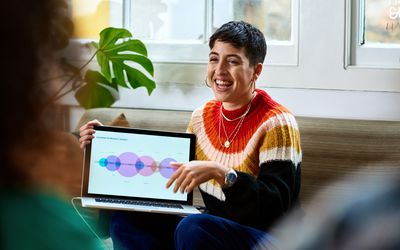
[75,108,191,133]
[76,108,400,208]
[296,116,400,209]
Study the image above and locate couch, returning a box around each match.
[67,107,400,239]
[73,107,400,207]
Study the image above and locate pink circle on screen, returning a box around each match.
[138,156,157,176]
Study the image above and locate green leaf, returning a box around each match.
[93,27,156,95]
[75,70,119,109]
[99,28,132,48]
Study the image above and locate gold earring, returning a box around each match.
[204,77,211,87]
[250,80,256,94]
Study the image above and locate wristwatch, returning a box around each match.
[224,169,238,188]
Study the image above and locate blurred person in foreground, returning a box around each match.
[0,1,104,249]
[269,173,400,250]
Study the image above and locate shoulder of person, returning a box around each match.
[261,110,299,131]
[191,102,214,117]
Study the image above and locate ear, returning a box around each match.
[253,63,263,81]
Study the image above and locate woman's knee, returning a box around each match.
[175,214,217,249]
[176,214,214,235]
[175,214,225,244]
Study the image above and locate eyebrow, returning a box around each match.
[208,52,242,60]
[209,52,218,57]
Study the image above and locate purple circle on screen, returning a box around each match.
[117,152,139,177]
[159,158,177,179]
[106,155,120,171]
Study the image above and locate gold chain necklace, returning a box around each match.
[220,101,252,122]
[218,102,252,148]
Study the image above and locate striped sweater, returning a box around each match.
[187,89,302,231]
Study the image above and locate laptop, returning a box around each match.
[80,125,201,215]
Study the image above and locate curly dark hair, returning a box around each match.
[209,21,267,66]
[0,0,73,185]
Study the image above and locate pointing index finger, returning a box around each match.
[165,162,183,189]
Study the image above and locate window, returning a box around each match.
[64,0,400,119]
[70,0,123,40]
[126,0,298,66]
[364,0,400,44]
[346,0,400,68]
[67,0,298,87]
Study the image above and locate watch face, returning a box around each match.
[227,173,236,183]
[225,170,237,187]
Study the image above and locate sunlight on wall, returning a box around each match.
[71,0,110,39]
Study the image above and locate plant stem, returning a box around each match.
[55,80,85,100]
[52,50,98,101]
[77,50,99,72]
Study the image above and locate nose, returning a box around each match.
[214,61,228,75]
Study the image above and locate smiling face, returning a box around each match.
[208,40,262,110]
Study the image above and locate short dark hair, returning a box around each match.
[209,21,267,66]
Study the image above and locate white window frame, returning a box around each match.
[345,0,400,69]
[123,0,299,66]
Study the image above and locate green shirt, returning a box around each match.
[0,188,106,250]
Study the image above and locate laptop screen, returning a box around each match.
[82,125,196,204]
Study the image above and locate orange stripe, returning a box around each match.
[202,101,288,154]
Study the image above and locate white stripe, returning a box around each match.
[259,147,302,166]
[199,182,225,201]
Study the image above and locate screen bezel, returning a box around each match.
[81,125,196,205]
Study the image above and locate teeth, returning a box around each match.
[216,80,230,86]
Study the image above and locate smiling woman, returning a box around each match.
[207,41,260,109]
[78,20,302,250]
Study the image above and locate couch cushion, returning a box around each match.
[109,113,130,127]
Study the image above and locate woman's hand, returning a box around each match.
[166,161,228,193]
[78,119,103,149]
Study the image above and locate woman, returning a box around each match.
[0,1,104,249]
[80,21,302,250]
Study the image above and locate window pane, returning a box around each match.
[213,0,292,41]
[130,0,205,42]
[365,0,400,44]
[71,0,123,39]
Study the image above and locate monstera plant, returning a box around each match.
[54,27,156,109]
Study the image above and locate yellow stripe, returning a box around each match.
[260,125,301,153]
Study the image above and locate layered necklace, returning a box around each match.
[218,96,254,148]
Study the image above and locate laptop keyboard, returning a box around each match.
[95,198,183,209]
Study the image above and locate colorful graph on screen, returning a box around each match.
[97,152,177,179]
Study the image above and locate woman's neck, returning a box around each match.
[222,92,256,110]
